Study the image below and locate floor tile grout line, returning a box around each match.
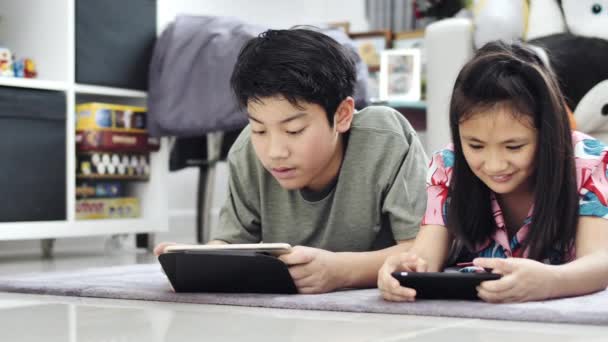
[369,318,478,341]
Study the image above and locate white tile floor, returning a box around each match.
[0,248,607,341]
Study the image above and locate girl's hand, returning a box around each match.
[473,257,558,303]
[378,253,428,302]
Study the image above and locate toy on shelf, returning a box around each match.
[76,181,125,199]
[23,58,37,78]
[74,102,158,220]
[76,152,150,181]
[76,103,148,133]
[76,197,140,220]
[12,58,37,78]
[0,47,14,77]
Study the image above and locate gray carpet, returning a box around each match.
[0,264,606,325]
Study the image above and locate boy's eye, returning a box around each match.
[286,128,305,135]
[507,145,524,150]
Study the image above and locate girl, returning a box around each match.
[378,41,608,303]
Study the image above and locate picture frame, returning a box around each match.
[327,21,351,34]
[392,30,424,50]
[379,48,422,101]
[349,30,392,70]
[392,30,427,99]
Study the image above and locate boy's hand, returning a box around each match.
[278,246,343,294]
[153,240,228,256]
[377,253,428,302]
[474,257,557,303]
[153,242,177,256]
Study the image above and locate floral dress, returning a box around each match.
[422,131,608,264]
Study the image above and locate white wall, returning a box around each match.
[158,0,369,32]
[161,0,370,241]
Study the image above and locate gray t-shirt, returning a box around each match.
[211,106,429,252]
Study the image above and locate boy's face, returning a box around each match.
[247,96,351,191]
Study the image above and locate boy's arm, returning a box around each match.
[333,226,450,289]
[154,149,261,255]
[207,240,229,245]
[209,152,262,244]
[279,239,414,293]
[334,238,416,289]
[280,225,451,293]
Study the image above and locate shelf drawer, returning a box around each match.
[0,86,66,222]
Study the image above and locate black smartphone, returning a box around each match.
[391,271,501,300]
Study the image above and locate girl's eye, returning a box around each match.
[252,130,266,135]
[469,144,483,150]
[507,145,524,150]
[287,128,305,135]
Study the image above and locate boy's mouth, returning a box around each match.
[271,167,296,179]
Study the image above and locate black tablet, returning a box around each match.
[158,250,297,294]
[391,271,502,300]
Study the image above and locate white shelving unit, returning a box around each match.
[0,0,169,241]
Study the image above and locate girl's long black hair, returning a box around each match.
[447,41,578,262]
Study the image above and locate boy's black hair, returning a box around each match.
[447,41,578,262]
[230,28,357,125]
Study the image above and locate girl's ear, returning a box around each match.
[334,97,355,133]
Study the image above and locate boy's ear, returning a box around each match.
[334,97,355,133]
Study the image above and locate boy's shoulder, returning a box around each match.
[225,126,259,170]
[350,105,416,139]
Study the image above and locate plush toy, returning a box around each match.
[471,0,529,49]
[527,0,608,142]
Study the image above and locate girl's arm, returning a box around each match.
[377,225,451,301]
[408,224,452,271]
[475,216,608,302]
[550,216,608,298]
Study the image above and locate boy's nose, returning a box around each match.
[268,137,289,160]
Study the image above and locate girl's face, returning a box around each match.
[459,106,538,195]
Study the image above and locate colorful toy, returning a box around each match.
[0,47,14,77]
[13,59,24,77]
[24,58,37,78]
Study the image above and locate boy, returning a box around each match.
[155,28,428,294]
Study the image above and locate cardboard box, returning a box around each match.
[76,197,140,219]
[76,181,125,199]
[76,130,160,152]
[76,103,147,132]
